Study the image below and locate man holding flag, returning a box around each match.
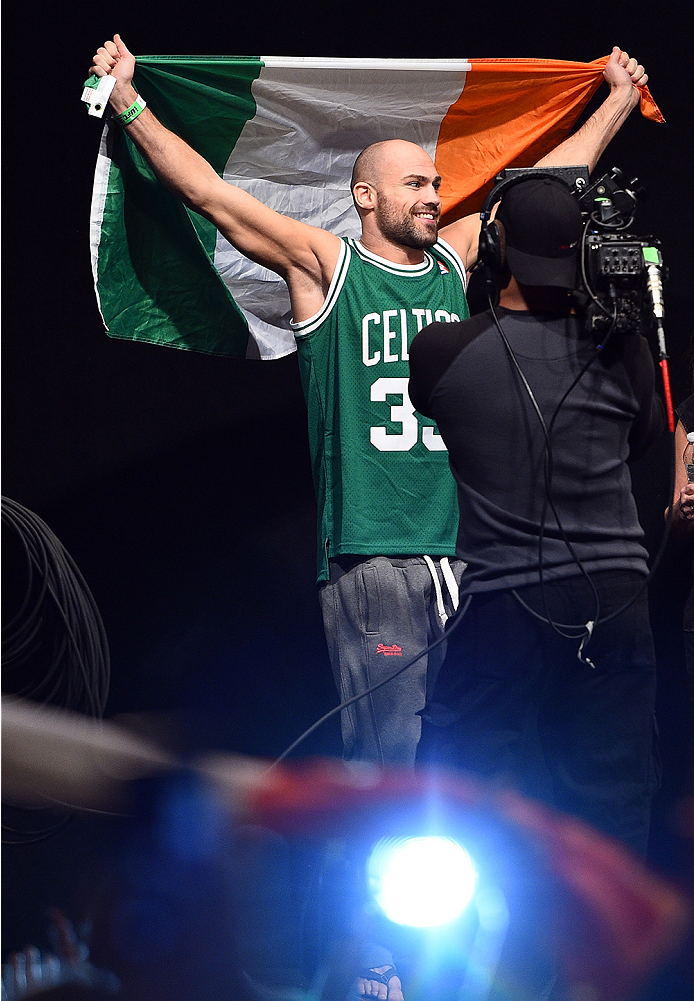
[89,37,650,777]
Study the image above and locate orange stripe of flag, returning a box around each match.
[436,56,664,224]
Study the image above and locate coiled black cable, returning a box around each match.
[2,496,111,842]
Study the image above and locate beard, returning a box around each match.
[373,197,439,249]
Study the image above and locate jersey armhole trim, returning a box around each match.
[291,239,351,338]
[435,237,468,292]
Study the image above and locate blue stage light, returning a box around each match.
[367,835,478,928]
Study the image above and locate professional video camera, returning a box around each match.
[496,165,665,343]
[493,164,672,429]
[572,166,665,342]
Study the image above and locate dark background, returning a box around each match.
[3,0,693,973]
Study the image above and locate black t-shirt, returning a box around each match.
[676,393,694,434]
[409,307,665,593]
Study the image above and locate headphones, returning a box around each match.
[477,170,573,275]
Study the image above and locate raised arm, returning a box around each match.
[91,36,340,320]
[441,46,649,270]
[536,47,646,171]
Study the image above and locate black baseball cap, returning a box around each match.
[495,177,583,288]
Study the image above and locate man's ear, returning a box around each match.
[352,181,376,213]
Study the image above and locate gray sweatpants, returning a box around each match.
[318,555,466,766]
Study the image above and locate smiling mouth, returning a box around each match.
[413,211,439,223]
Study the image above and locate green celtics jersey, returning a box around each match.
[292,237,470,582]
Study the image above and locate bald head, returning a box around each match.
[351,139,434,192]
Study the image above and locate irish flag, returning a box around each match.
[90,55,662,360]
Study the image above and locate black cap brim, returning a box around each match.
[504,243,580,289]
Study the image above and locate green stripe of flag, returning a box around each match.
[94,57,263,357]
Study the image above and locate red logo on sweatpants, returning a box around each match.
[376,643,403,656]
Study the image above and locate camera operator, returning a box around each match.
[408,176,665,856]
